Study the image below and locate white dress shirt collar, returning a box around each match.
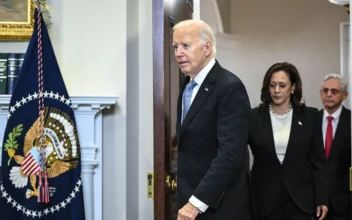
[323,105,343,121]
[191,58,216,86]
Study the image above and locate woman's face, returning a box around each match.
[269,71,295,107]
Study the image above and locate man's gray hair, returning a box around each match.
[173,19,217,57]
[322,73,348,92]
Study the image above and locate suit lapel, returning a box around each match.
[180,83,214,128]
[178,61,220,144]
[317,110,325,155]
[329,107,348,160]
[282,108,303,166]
[261,108,281,165]
[318,110,324,137]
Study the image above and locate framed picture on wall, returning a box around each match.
[0,0,34,41]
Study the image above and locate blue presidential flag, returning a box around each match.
[0,9,85,220]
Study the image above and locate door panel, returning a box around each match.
[153,0,192,219]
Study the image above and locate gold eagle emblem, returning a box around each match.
[7,109,78,199]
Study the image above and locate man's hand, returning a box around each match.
[177,202,200,220]
[316,205,328,220]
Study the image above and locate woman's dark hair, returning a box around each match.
[259,62,305,112]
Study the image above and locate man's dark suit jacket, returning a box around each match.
[248,106,328,217]
[176,61,254,220]
[320,107,351,215]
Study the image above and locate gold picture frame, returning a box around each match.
[0,0,35,41]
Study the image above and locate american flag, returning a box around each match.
[22,148,41,176]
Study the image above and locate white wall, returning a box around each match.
[126,1,140,219]
[137,0,154,218]
[49,1,130,220]
[211,0,349,108]
[126,0,154,219]
[0,1,126,97]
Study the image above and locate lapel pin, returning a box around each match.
[205,88,209,91]
[298,121,302,126]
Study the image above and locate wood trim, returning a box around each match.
[153,0,166,219]
[184,0,194,11]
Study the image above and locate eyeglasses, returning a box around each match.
[321,88,342,95]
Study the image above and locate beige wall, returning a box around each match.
[216,0,231,33]
[218,0,349,108]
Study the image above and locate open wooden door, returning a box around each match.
[153,0,192,219]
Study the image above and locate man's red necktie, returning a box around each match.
[325,116,334,158]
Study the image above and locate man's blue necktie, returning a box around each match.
[182,80,197,123]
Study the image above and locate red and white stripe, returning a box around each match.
[22,153,41,176]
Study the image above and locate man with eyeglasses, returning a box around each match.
[319,73,351,220]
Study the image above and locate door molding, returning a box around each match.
[152,0,166,219]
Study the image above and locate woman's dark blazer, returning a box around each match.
[248,106,328,217]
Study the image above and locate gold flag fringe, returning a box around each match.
[32,0,52,29]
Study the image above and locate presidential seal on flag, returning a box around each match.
[6,108,79,201]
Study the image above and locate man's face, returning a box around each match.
[320,78,347,112]
[172,26,210,76]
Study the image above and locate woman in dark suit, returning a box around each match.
[248,62,329,220]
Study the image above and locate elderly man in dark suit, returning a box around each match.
[320,73,351,220]
[173,19,254,220]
